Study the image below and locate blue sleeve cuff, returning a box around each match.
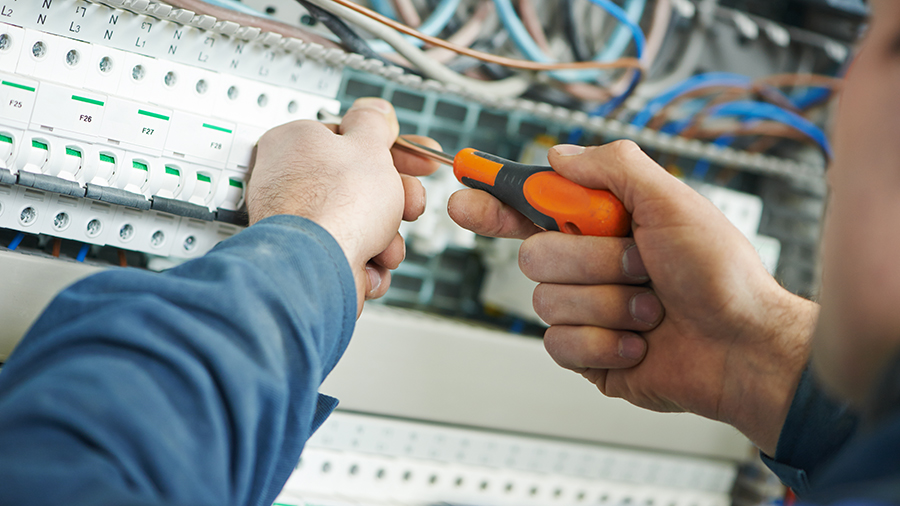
[760,367,859,497]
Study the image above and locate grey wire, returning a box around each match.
[295,0,407,70]
[304,0,532,98]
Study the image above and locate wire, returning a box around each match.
[370,0,398,19]
[518,0,552,54]
[608,0,671,95]
[563,0,593,62]
[709,101,832,157]
[492,0,645,82]
[368,0,463,52]
[686,100,832,158]
[647,73,843,134]
[636,2,710,99]
[161,0,340,49]
[297,0,402,69]
[305,0,532,97]
[425,1,493,64]
[591,0,646,62]
[76,243,90,262]
[52,238,61,258]
[393,0,422,26]
[314,0,642,72]
[631,72,754,128]
[118,249,128,267]
[7,233,24,251]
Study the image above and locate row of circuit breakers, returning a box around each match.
[0,0,343,258]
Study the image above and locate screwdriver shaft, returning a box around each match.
[392,137,455,165]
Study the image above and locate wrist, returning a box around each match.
[721,288,819,456]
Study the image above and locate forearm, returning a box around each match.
[0,216,356,506]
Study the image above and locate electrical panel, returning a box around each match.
[0,0,340,260]
[0,0,863,503]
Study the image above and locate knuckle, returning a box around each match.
[532,284,554,320]
[606,139,642,161]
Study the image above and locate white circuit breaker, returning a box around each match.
[0,0,341,258]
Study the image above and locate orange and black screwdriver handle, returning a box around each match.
[452,148,631,237]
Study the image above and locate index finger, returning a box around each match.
[339,97,400,148]
[447,189,542,240]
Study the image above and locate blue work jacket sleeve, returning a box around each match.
[760,367,859,497]
[0,215,357,506]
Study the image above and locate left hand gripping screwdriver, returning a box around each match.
[394,137,632,237]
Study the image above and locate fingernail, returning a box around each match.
[622,244,648,280]
[618,335,646,360]
[630,292,662,325]
[553,144,586,157]
[366,266,382,294]
[351,97,392,114]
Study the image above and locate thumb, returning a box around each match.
[548,140,700,228]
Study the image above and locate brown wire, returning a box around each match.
[323,0,643,71]
[649,73,843,134]
[52,238,61,258]
[118,249,128,268]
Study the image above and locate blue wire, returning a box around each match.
[493,0,645,82]
[704,101,832,158]
[592,69,641,117]
[369,0,397,19]
[631,72,755,128]
[76,243,90,262]
[7,233,24,251]
[789,87,832,110]
[587,0,646,60]
[369,0,462,52]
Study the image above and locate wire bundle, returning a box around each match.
[178,0,652,100]
[174,0,844,166]
[629,71,842,179]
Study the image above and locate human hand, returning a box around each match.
[448,140,818,455]
[247,98,441,313]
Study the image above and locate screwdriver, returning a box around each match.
[315,109,630,237]
[393,137,632,237]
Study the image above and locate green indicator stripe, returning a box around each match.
[165,166,180,176]
[228,178,244,189]
[132,161,148,171]
[32,140,48,150]
[2,80,35,92]
[71,95,104,107]
[196,173,212,183]
[0,134,12,144]
[99,153,115,164]
[65,147,82,158]
[138,109,170,121]
[202,123,232,134]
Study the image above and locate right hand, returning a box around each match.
[448,140,819,455]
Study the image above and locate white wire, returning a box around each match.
[304,0,532,98]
